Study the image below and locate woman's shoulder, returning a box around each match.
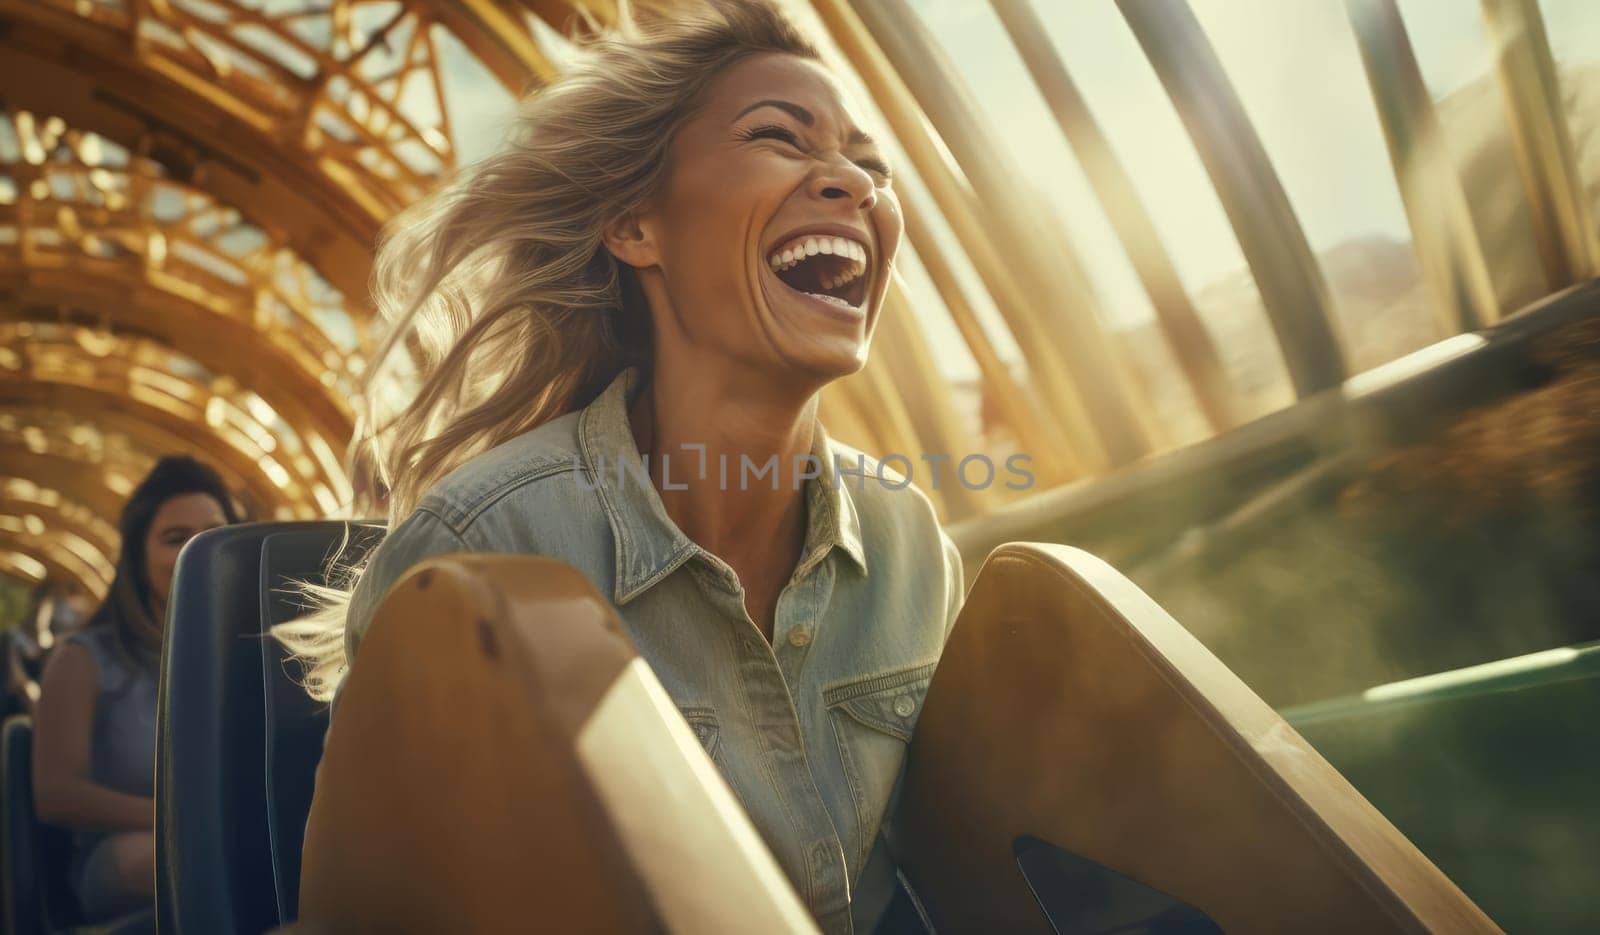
[58,624,131,690]
[62,623,118,660]
[346,411,611,648]
[416,409,589,532]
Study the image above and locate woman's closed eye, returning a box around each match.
[855,156,892,181]
[740,124,893,182]
[740,123,803,147]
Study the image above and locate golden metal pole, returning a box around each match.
[0,490,116,577]
[0,539,107,598]
[1480,0,1600,289]
[816,388,884,458]
[0,379,298,515]
[825,360,910,459]
[447,0,560,86]
[869,278,994,519]
[991,0,1237,434]
[823,352,961,520]
[1346,0,1501,333]
[0,449,138,522]
[808,0,1110,473]
[899,193,1079,485]
[1118,0,1349,395]
[844,0,1159,468]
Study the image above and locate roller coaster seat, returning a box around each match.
[2,715,76,935]
[1,716,155,935]
[155,521,383,935]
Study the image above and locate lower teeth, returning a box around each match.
[806,292,854,309]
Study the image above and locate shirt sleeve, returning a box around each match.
[63,628,127,695]
[939,529,966,642]
[343,507,470,669]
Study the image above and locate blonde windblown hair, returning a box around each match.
[272,0,819,701]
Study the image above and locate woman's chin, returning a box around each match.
[753,257,886,375]
[776,334,870,385]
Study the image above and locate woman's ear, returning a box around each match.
[603,211,660,269]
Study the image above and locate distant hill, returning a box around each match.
[1114,63,1600,445]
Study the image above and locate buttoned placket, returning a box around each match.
[690,550,854,932]
[579,368,863,930]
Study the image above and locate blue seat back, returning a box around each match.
[259,527,383,922]
[1,715,79,935]
[156,521,382,935]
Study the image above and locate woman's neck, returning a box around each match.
[629,361,818,565]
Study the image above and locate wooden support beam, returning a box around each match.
[1119,0,1349,396]
[991,0,1239,434]
[1480,0,1600,290]
[1346,0,1501,334]
[842,0,1159,468]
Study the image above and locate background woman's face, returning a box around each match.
[638,52,903,382]
[143,493,229,611]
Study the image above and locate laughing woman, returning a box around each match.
[276,2,964,930]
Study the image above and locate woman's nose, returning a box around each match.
[811,161,877,212]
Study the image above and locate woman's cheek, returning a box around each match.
[876,192,904,253]
[154,547,180,588]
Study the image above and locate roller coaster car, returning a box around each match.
[153,522,1504,934]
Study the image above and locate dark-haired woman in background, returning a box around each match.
[32,456,241,922]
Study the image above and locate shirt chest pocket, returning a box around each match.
[823,662,936,867]
[677,704,723,765]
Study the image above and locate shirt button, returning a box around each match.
[893,696,915,718]
[787,627,812,648]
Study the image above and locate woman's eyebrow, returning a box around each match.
[735,99,813,125]
[734,99,876,146]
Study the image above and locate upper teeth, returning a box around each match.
[767,235,868,290]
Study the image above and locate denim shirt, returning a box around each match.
[342,366,965,933]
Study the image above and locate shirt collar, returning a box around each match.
[803,418,868,578]
[578,366,867,606]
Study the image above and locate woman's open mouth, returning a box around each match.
[765,234,870,316]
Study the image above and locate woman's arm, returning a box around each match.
[31,643,155,833]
